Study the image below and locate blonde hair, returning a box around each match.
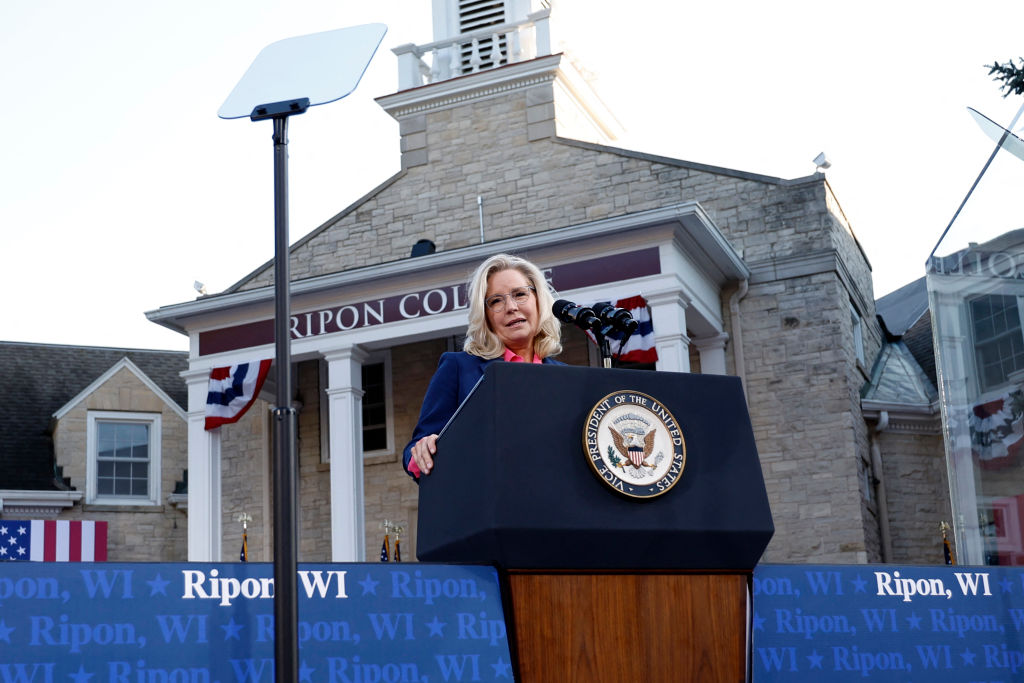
[463,253,563,360]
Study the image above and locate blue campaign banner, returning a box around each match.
[0,562,514,682]
[753,564,1024,682]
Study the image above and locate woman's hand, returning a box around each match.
[411,434,438,475]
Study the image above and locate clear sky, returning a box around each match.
[2,0,1022,351]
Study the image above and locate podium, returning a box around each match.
[417,363,773,682]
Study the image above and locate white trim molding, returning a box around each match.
[0,489,83,518]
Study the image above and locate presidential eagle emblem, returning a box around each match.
[609,413,660,469]
[582,390,686,499]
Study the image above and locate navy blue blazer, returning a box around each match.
[402,351,564,478]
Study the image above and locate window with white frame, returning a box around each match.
[970,293,1024,393]
[86,411,161,506]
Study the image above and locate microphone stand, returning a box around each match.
[600,326,636,369]
[598,330,613,369]
[595,324,636,369]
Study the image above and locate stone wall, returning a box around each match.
[217,361,332,562]
[877,430,954,563]
[741,274,872,563]
[218,398,270,561]
[296,360,331,561]
[237,83,843,294]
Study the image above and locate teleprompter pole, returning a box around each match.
[270,113,299,683]
[218,23,388,678]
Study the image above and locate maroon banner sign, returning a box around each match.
[199,248,659,356]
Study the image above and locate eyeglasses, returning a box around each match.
[485,286,535,312]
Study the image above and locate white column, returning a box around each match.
[528,8,552,57]
[646,291,691,373]
[393,44,424,90]
[183,367,222,561]
[324,346,370,561]
[692,332,729,375]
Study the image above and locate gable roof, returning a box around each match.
[223,170,407,295]
[861,340,938,407]
[53,356,187,422]
[864,275,941,422]
[875,276,938,387]
[0,341,188,491]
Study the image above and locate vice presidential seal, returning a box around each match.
[582,390,686,499]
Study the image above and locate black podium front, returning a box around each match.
[416,363,774,681]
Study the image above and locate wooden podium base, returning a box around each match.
[504,572,749,683]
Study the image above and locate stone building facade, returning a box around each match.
[51,360,190,561]
[0,343,189,561]
[145,0,947,566]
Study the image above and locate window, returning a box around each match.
[971,294,1024,392]
[362,362,389,452]
[850,302,865,367]
[86,411,161,506]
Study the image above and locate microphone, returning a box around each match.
[592,302,639,335]
[552,299,600,332]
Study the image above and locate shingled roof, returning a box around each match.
[876,277,928,338]
[875,276,936,387]
[0,341,188,491]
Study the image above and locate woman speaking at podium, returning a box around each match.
[403,253,564,479]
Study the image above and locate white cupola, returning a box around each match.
[395,0,554,89]
[381,0,621,169]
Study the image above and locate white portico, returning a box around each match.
[147,202,747,561]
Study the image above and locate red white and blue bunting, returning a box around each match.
[586,295,658,364]
[205,359,272,430]
[970,388,1024,468]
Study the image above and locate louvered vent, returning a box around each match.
[458,0,507,73]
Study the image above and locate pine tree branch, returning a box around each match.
[987,58,1024,98]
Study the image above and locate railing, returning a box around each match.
[392,9,551,90]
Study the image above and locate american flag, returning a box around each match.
[205,359,272,430]
[0,520,108,562]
